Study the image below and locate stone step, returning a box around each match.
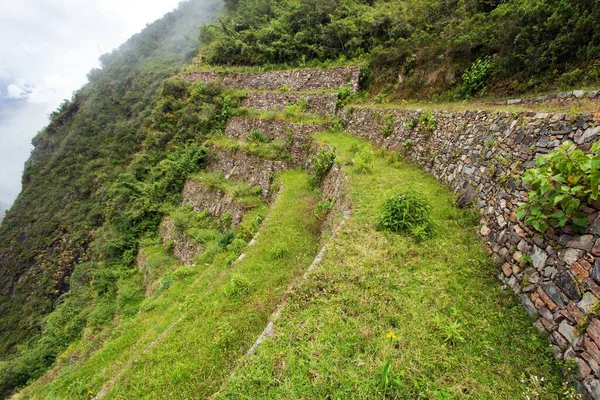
[182,66,360,92]
[241,92,338,116]
[181,175,261,226]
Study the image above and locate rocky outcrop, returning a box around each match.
[181,179,249,226]
[158,217,203,266]
[342,105,600,397]
[241,92,339,116]
[182,66,361,92]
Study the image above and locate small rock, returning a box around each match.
[502,263,512,277]
[456,188,475,208]
[592,259,600,282]
[575,126,600,145]
[541,282,567,308]
[532,245,548,270]
[592,239,600,256]
[578,292,599,314]
[576,358,592,379]
[563,248,583,265]
[583,377,600,399]
[520,294,539,318]
[573,90,586,99]
[480,225,491,236]
[534,113,550,119]
[588,90,599,99]
[567,235,595,251]
[555,271,582,301]
[497,215,507,228]
[558,320,579,345]
[587,318,600,345]
[507,99,522,105]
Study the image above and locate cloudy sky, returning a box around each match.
[0,0,186,211]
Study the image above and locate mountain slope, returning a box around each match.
[0,0,222,395]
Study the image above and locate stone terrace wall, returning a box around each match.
[206,147,290,198]
[498,89,600,107]
[342,106,600,398]
[242,92,338,116]
[225,117,324,164]
[181,179,249,226]
[319,164,351,235]
[182,66,360,92]
[158,217,204,266]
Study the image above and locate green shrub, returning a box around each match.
[517,141,600,233]
[379,190,435,241]
[352,149,374,174]
[296,97,309,111]
[223,274,252,299]
[420,111,437,132]
[336,84,353,109]
[249,129,269,143]
[312,147,336,184]
[314,199,334,222]
[460,57,493,97]
[406,117,419,130]
[403,139,414,150]
[382,115,394,137]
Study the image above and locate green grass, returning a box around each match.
[188,171,264,208]
[208,135,293,162]
[236,107,334,125]
[214,132,576,399]
[17,169,321,399]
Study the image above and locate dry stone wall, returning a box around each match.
[342,106,600,398]
[497,88,600,107]
[181,179,249,226]
[158,217,203,266]
[225,117,324,165]
[206,147,290,198]
[241,92,338,116]
[182,66,360,92]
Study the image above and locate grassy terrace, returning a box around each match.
[349,98,600,116]
[215,132,575,399]
[17,170,320,399]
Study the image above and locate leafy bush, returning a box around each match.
[382,115,394,138]
[296,97,309,112]
[420,111,437,133]
[460,57,493,97]
[336,84,353,109]
[352,149,374,174]
[314,199,334,222]
[311,147,336,184]
[517,141,600,233]
[379,190,435,241]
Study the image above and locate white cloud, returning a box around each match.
[6,84,27,99]
[0,0,187,206]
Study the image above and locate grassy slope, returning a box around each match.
[215,132,573,399]
[17,169,320,399]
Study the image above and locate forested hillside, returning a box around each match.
[0,0,222,395]
[202,0,600,98]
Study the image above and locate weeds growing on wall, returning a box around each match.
[518,141,600,233]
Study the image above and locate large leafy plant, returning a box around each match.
[517,141,600,233]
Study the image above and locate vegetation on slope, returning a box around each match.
[202,0,600,98]
[0,1,228,394]
[18,169,320,399]
[215,132,578,399]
